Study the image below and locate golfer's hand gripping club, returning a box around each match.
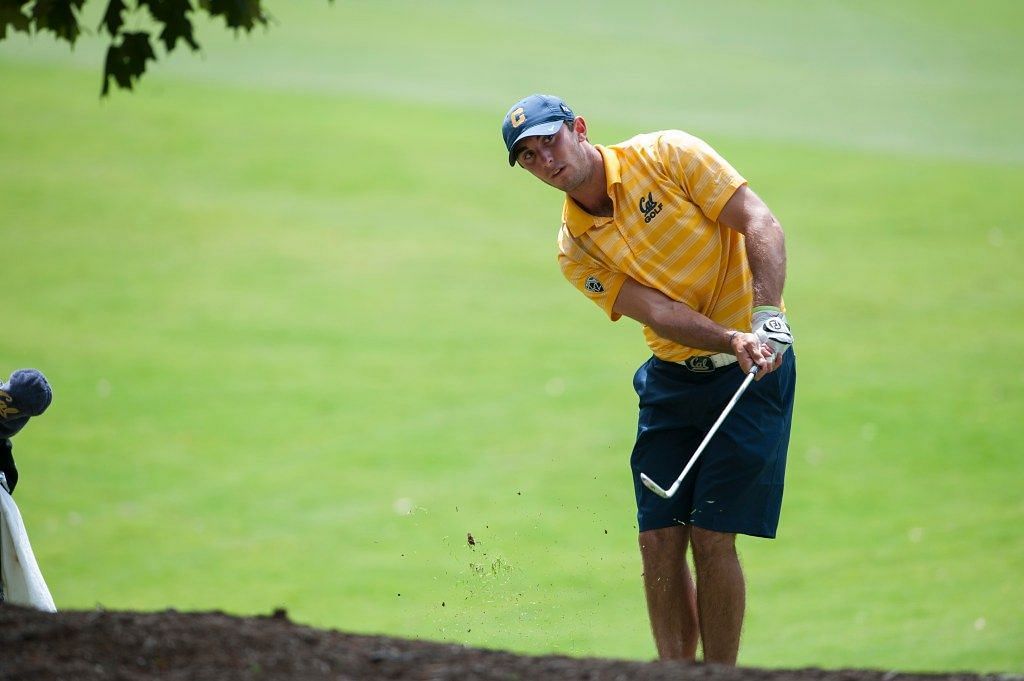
[639,363,760,499]
[753,307,794,365]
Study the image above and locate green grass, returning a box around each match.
[1,0,1022,673]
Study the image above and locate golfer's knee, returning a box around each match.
[638,525,687,557]
[689,526,736,564]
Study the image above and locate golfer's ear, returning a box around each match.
[573,116,588,141]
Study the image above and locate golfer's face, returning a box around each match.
[515,124,586,192]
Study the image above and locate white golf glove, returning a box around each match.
[752,306,794,359]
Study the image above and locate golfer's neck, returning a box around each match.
[568,148,613,217]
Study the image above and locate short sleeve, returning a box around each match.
[656,131,746,222]
[557,227,629,321]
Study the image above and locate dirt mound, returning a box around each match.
[0,604,1015,681]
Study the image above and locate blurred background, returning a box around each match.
[1,0,1022,672]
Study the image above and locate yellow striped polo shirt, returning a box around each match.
[557,130,751,362]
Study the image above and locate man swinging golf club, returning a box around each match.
[501,95,796,664]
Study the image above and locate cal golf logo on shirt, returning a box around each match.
[584,276,605,293]
[639,192,663,223]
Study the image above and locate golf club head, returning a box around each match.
[640,473,672,499]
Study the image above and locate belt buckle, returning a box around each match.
[683,355,716,373]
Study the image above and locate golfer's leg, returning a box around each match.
[690,526,744,665]
[638,525,699,661]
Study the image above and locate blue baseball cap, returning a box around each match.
[502,94,575,166]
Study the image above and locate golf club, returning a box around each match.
[639,363,760,499]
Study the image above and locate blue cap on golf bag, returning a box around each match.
[0,369,52,494]
[1,369,52,423]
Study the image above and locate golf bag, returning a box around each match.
[0,369,56,611]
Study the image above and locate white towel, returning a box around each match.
[0,474,57,612]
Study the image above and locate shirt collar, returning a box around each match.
[562,144,622,238]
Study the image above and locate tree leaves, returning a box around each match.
[0,1,33,40]
[30,0,86,43]
[198,0,267,32]
[0,0,325,96]
[138,0,199,53]
[98,0,126,37]
[101,30,156,95]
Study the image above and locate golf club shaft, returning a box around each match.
[642,363,759,498]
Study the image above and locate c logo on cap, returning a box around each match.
[510,107,526,128]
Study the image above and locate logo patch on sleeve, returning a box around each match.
[584,276,605,293]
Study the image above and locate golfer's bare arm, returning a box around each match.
[717,184,786,309]
[612,282,775,375]
[612,283,730,353]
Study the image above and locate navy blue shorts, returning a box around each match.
[630,353,796,538]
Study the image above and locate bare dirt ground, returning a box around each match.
[2,604,1018,681]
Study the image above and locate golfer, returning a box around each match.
[501,94,796,664]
